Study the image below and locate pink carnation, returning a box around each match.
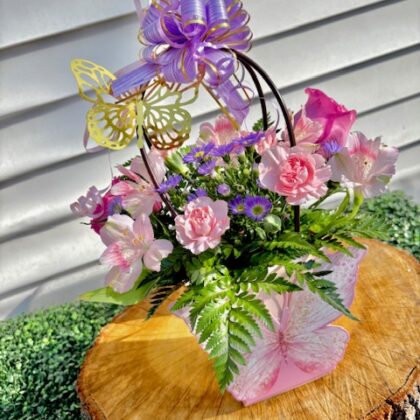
[90,186,122,234]
[255,128,278,155]
[175,197,230,255]
[259,145,331,205]
[330,132,398,198]
[70,181,123,234]
[294,88,357,158]
[293,108,323,146]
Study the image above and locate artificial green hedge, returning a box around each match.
[0,302,120,419]
[0,190,418,419]
[361,190,420,259]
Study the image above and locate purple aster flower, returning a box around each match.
[156,175,183,194]
[217,183,231,196]
[197,160,217,175]
[229,196,245,215]
[187,188,208,202]
[234,132,264,148]
[211,143,236,157]
[244,196,272,221]
[183,143,215,164]
[107,196,123,215]
[321,138,343,158]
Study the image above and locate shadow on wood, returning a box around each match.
[78,239,420,419]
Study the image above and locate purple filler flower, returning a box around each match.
[244,196,272,221]
[156,175,183,194]
[198,160,217,175]
[187,188,208,202]
[183,143,214,164]
[211,143,236,157]
[321,138,343,158]
[107,196,123,215]
[234,132,264,148]
[217,184,231,196]
[229,196,245,214]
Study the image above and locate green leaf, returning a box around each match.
[236,294,274,331]
[268,233,331,262]
[255,226,267,240]
[321,239,353,256]
[263,214,282,233]
[252,113,274,131]
[230,308,262,338]
[80,271,153,306]
[306,278,358,321]
[334,189,350,218]
[335,234,366,249]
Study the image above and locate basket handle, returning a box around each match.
[236,51,300,232]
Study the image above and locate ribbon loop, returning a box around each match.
[180,0,207,38]
[207,0,229,36]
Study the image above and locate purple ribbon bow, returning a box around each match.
[111,0,252,123]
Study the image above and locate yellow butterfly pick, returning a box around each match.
[71,59,137,150]
[138,82,199,150]
[71,59,198,151]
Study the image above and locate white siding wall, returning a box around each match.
[0,0,419,319]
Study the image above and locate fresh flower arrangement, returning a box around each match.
[70,0,399,405]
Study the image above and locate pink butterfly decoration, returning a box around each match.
[229,248,366,405]
[173,247,366,406]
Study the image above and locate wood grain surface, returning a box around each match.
[78,240,420,419]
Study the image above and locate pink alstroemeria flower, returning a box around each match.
[112,148,166,217]
[330,132,399,198]
[175,197,230,255]
[294,88,357,158]
[100,214,173,293]
[199,114,240,146]
[259,145,331,205]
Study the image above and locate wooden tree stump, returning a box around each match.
[78,240,419,419]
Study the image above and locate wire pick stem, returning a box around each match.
[137,127,178,219]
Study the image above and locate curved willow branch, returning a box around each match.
[136,126,178,219]
[236,51,300,232]
[241,60,269,130]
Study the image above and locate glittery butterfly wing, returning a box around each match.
[285,248,366,373]
[138,83,198,150]
[71,59,137,150]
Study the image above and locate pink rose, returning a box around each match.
[175,197,230,254]
[296,88,357,158]
[259,145,331,205]
[330,131,398,198]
